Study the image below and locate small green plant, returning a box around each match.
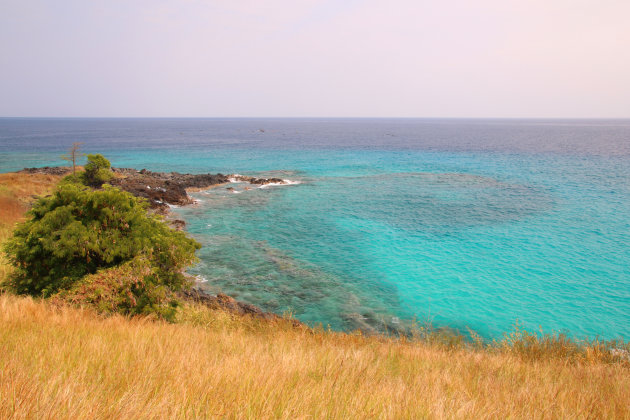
[83,153,113,186]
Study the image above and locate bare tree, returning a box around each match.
[61,142,83,176]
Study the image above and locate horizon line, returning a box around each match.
[2,116,630,120]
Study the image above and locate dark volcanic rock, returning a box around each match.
[110,169,294,210]
[169,219,186,231]
[20,166,73,176]
[230,175,286,185]
[110,168,229,210]
[249,177,285,185]
[180,288,304,326]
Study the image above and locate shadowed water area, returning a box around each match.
[1,118,629,339]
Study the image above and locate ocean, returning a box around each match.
[1,118,629,340]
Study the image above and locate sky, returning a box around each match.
[1,0,629,118]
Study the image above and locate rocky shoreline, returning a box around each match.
[110,168,230,209]
[21,166,292,225]
[19,165,297,323]
[110,168,290,211]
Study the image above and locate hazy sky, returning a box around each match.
[1,0,629,117]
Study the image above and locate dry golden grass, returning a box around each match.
[0,171,64,284]
[1,294,628,420]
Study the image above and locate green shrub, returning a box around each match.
[3,183,200,301]
[83,153,113,186]
[57,256,182,320]
[59,172,85,185]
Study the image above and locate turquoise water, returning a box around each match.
[1,118,629,339]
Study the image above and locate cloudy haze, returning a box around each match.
[1,0,629,117]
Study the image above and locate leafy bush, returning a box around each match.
[58,172,85,185]
[83,153,113,186]
[3,184,200,302]
[57,256,182,320]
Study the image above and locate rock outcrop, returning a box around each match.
[180,288,303,326]
[229,174,287,185]
[20,166,73,176]
[110,168,230,211]
[111,169,292,211]
[20,167,291,212]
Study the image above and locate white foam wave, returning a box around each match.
[228,173,245,183]
[258,179,302,189]
[193,275,208,284]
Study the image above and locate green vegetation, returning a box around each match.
[3,183,200,319]
[58,153,112,187]
[0,171,65,288]
[82,153,113,186]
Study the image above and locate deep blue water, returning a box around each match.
[1,118,629,339]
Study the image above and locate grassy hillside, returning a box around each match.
[1,294,629,419]
[1,170,629,419]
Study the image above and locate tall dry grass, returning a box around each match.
[1,294,629,419]
[0,171,63,284]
